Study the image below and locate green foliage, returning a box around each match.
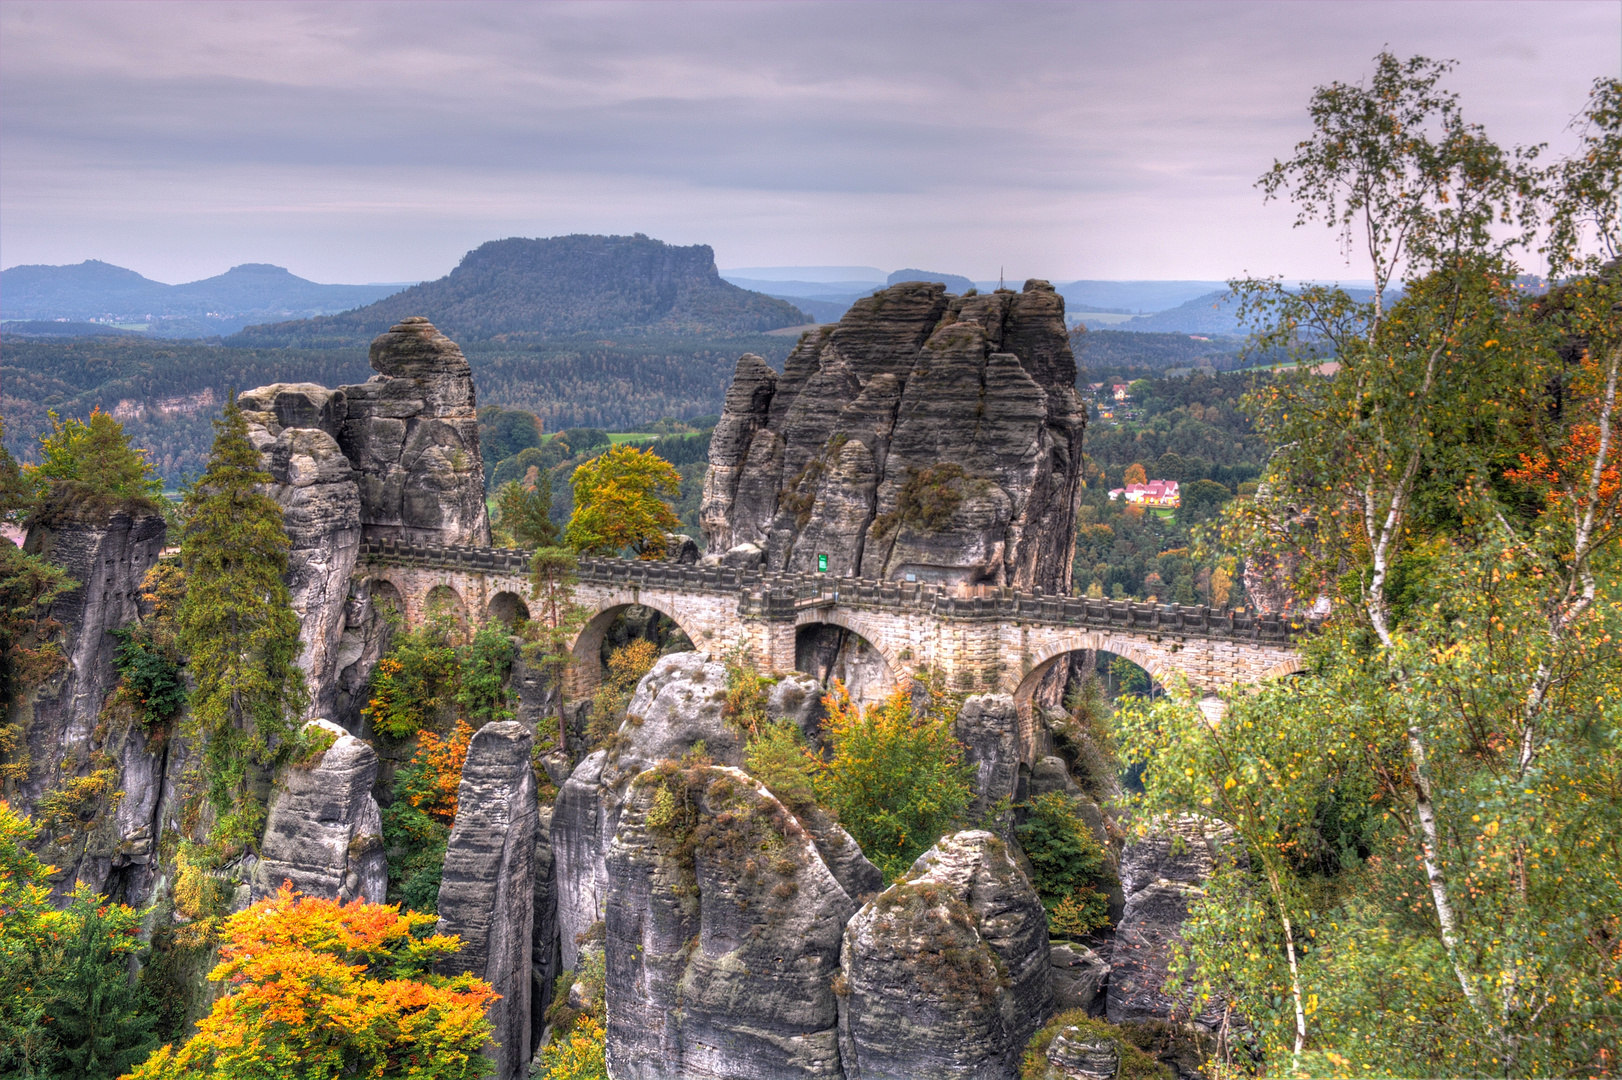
[1022,1010,1174,1080]
[743,721,817,812]
[456,622,516,726]
[111,625,186,731]
[477,406,544,480]
[566,444,682,558]
[815,682,975,882]
[382,781,450,916]
[1015,792,1112,938]
[25,408,163,519]
[362,621,458,740]
[0,806,159,1079]
[492,476,558,549]
[178,395,306,827]
[38,885,160,1080]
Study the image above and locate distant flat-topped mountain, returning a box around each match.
[229,234,809,347]
[0,260,406,332]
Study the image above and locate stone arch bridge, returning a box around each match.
[358,538,1311,757]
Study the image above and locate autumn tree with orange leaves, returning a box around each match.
[124,886,495,1080]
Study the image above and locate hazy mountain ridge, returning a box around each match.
[0,259,406,328]
[228,234,809,347]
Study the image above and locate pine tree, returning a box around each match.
[178,395,305,841]
[42,886,158,1080]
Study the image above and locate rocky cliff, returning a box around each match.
[238,317,491,713]
[701,280,1085,591]
[16,497,169,899]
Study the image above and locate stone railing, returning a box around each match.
[361,540,1314,643]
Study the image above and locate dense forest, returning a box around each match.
[0,333,795,485]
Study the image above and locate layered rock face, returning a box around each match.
[552,652,864,968]
[18,499,168,897]
[839,830,1052,1080]
[954,694,1022,828]
[435,721,538,1080]
[702,281,1085,591]
[239,385,363,720]
[1107,816,1235,1027]
[605,765,856,1080]
[238,319,491,715]
[252,719,387,904]
[341,317,491,547]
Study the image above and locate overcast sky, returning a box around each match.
[1,1,1616,286]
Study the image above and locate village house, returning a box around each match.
[1111,382,1131,401]
[1108,478,1180,507]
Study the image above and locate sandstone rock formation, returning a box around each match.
[605,764,855,1080]
[238,319,491,717]
[1041,1029,1120,1080]
[1049,943,1110,1015]
[341,317,490,547]
[702,281,1085,592]
[1107,816,1235,1027]
[955,694,1021,827]
[18,499,168,897]
[252,719,387,904]
[553,652,878,968]
[435,721,537,1080]
[532,805,562,1056]
[238,384,363,720]
[838,830,1052,1080]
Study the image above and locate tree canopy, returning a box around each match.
[565,444,682,558]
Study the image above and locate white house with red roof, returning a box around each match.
[1108,479,1180,507]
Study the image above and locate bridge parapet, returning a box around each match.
[360,540,1316,645]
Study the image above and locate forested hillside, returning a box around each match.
[1,332,795,484]
[228,234,807,346]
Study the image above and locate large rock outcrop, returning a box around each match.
[838,830,1052,1080]
[252,719,387,904]
[605,764,856,1080]
[1107,816,1235,1027]
[702,281,1085,592]
[553,652,877,968]
[955,694,1022,827]
[340,317,490,547]
[238,384,363,720]
[436,721,537,1080]
[16,497,168,898]
[238,319,491,717]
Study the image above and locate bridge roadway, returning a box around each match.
[358,538,1311,753]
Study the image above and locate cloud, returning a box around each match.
[1,0,1615,283]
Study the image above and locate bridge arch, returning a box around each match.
[569,598,705,696]
[1262,658,1310,681]
[424,584,469,629]
[793,609,903,705]
[486,590,530,628]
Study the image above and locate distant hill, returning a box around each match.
[229,234,809,347]
[1057,280,1229,315]
[1111,290,1248,335]
[888,268,975,294]
[0,260,406,333]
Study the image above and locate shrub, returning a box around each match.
[743,720,817,811]
[1022,1010,1173,1080]
[362,623,458,740]
[1015,791,1112,937]
[814,682,974,882]
[588,639,658,747]
[383,720,476,914]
